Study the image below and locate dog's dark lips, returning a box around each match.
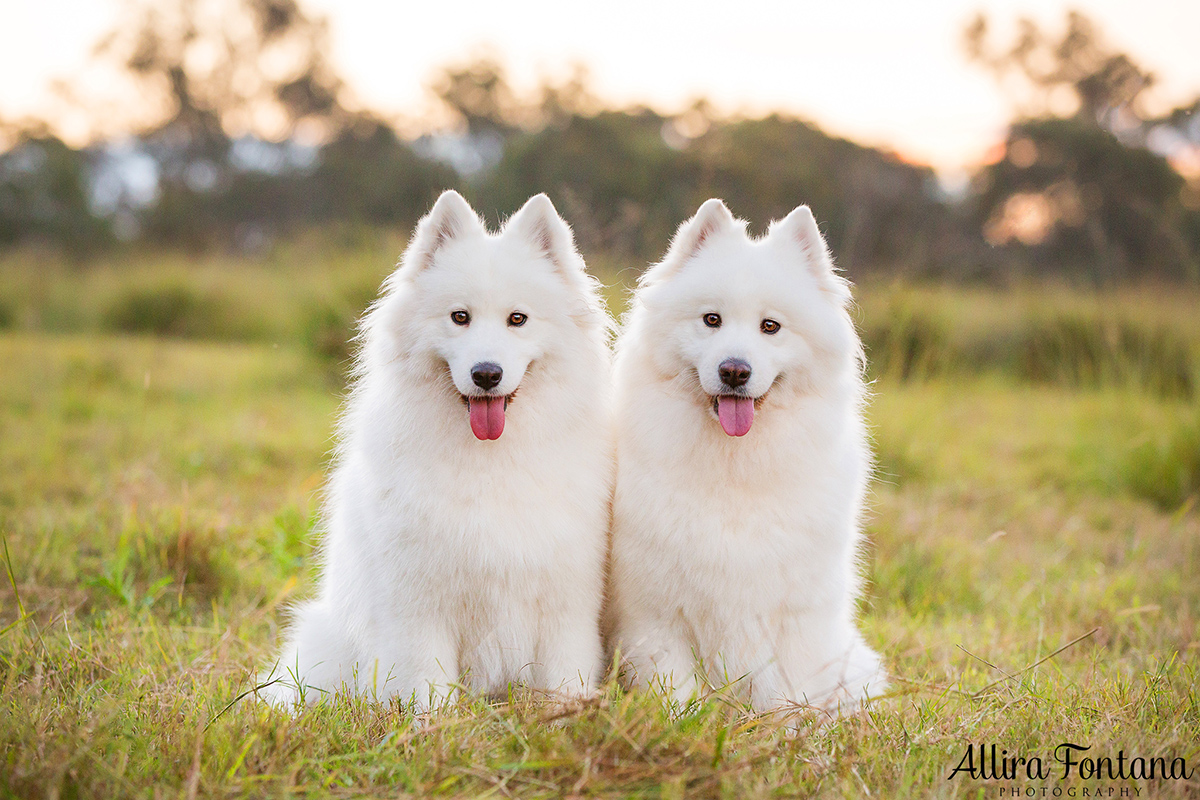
[709,392,767,415]
[460,389,518,410]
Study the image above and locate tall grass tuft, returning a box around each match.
[301,278,380,376]
[1020,316,1193,398]
[4,247,1195,397]
[102,283,250,340]
[1122,412,1200,511]
[861,300,951,381]
[301,301,355,365]
[861,304,1193,399]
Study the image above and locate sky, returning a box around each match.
[3,0,1199,180]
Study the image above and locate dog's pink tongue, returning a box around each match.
[717,396,754,437]
[469,397,505,441]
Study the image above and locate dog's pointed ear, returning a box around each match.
[772,205,848,297]
[638,199,739,289]
[773,205,827,262]
[405,190,484,272]
[665,198,736,264]
[505,193,584,274]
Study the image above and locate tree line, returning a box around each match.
[1,0,1197,282]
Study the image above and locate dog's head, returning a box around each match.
[373,190,604,441]
[632,199,858,437]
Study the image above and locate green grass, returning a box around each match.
[856,283,1198,397]
[1,268,1199,796]
[1121,410,1200,512]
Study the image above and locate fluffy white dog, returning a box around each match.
[261,190,613,710]
[607,199,885,715]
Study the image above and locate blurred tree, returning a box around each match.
[4,8,1192,283]
[433,58,518,138]
[964,10,1154,132]
[313,117,459,228]
[688,115,947,273]
[974,118,1193,281]
[0,135,112,255]
[536,65,601,129]
[475,108,689,257]
[966,10,1200,282]
[81,0,458,249]
[91,0,340,247]
[464,59,971,274]
[95,0,350,143]
[475,93,958,274]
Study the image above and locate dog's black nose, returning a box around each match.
[718,358,752,389]
[471,362,503,390]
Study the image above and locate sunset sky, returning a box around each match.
[3,0,1199,181]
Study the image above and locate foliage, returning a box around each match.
[972,117,1199,281]
[963,10,1154,124]
[965,11,1200,282]
[476,109,691,258]
[93,0,349,141]
[3,8,1198,285]
[474,110,957,272]
[47,0,459,251]
[1122,411,1200,511]
[311,120,459,228]
[0,136,113,255]
[100,282,264,340]
[858,292,1198,399]
[433,57,519,137]
[4,246,1197,398]
[1018,314,1194,397]
[299,287,377,380]
[860,297,951,382]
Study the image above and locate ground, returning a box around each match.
[0,255,1197,797]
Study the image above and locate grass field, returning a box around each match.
[1,248,1199,797]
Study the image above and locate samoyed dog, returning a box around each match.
[607,199,885,715]
[260,190,613,710]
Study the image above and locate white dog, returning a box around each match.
[261,191,613,710]
[607,199,885,715]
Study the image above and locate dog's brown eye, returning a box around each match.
[703,313,722,328]
[761,318,781,334]
[451,310,470,326]
[508,312,528,327]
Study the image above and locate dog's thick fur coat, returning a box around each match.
[607,199,885,714]
[261,191,613,709]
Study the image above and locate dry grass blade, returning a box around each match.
[970,628,1100,699]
